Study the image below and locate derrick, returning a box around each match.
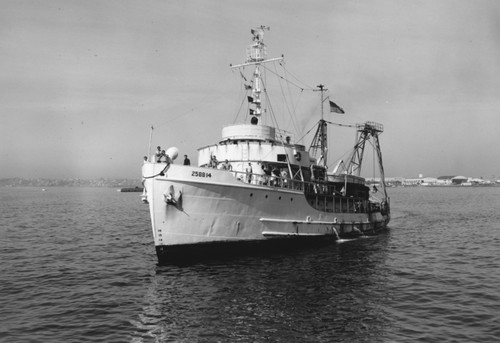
[344,121,388,199]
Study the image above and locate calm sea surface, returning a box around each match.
[1,186,499,342]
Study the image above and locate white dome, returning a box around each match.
[166,147,179,161]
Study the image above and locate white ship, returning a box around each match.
[142,27,390,263]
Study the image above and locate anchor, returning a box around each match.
[163,185,182,207]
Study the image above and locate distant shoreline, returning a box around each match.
[4,176,496,189]
[0,177,142,188]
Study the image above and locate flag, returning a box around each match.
[329,100,345,114]
[244,84,252,90]
[249,109,255,115]
[247,96,254,103]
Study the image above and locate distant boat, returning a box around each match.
[41,188,46,192]
[142,27,391,263]
[118,187,143,192]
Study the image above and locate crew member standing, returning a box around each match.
[222,159,232,170]
[183,155,191,166]
[155,146,162,162]
[246,163,253,184]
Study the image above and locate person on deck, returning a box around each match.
[280,169,289,188]
[155,146,162,162]
[222,159,232,171]
[271,166,280,186]
[157,149,166,163]
[245,163,253,183]
[183,155,191,166]
[210,155,218,168]
[158,150,172,163]
[261,164,270,185]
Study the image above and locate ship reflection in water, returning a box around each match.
[131,234,392,342]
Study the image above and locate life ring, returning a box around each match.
[295,152,301,161]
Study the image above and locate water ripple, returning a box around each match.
[1,187,500,342]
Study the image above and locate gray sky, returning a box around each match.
[1,0,500,179]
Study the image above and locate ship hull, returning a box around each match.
[143,163,390,263]
[155,236,338,264]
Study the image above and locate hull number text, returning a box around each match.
[192,171,212,178]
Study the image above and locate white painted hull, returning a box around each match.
[142,163,389,258]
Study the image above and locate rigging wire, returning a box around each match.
[282,63,303,136]
[260,78,279,129]
[295,121,322,145]
[372,139,376,180]
[231,67,256,123]
[323,120,357,128]
[328,148,353,171]
[327,133,379,178]
[259,77,293,144]
[261,63,314,92]
[232,80,251,124]
[280,62,317,91]
[272,62,299,134]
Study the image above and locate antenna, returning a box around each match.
[314,84,328,120]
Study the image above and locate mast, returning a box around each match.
[230,26,283,124]
[309,84,328,168]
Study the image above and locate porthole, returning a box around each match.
[278,196,282,200]
[290,198,293,202]
[250,193,253,197]
[265,195,268,199]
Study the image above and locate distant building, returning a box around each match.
[451,176,468,185]
[470,177,493,185]
[437,176,455,185]
[420,177,438,186]
[367,177,404,187]
[403,178,423,186]
[341,175,495,187]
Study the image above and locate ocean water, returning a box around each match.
[1,186,499,342]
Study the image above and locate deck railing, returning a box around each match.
[227,169,378,214]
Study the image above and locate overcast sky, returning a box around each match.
[1,0,500,180]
